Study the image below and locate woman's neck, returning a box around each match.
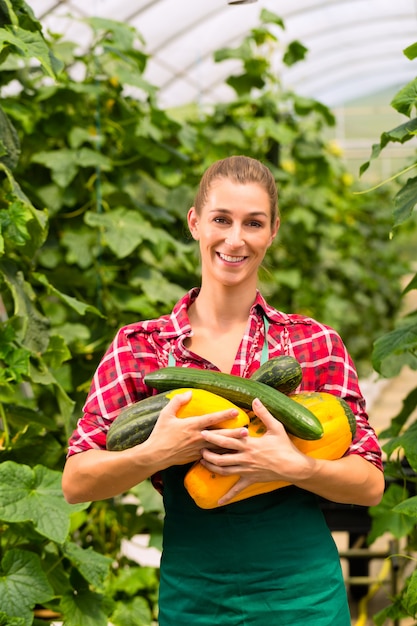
[191,284,257,331]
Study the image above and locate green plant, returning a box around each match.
[179,9,409,375]
[359,43,417,625]
[1,2,415,623]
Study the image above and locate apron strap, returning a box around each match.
[261,316,269,366]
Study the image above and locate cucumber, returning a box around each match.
[250,356,302,395]
[106,393,170,450]
[144,367,323,440]
[106,387,250,451]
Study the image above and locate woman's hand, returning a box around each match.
[62,391,248,504]
[198,397,385,507]
[146,390,249,467]
[199,397,315,505]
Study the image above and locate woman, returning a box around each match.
[62,155,384,625]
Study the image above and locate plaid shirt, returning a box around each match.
[68,288,383,473]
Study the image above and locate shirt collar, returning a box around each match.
[161,288,295,341]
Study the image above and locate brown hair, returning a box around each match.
[193,156,279,227]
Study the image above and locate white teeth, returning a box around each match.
[219,253,245,263]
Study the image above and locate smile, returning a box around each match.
[218,252,246,263]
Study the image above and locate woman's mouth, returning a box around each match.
[218,252,246,263]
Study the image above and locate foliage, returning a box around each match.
[0,2,414,624]
[360,43,417,625]
[177,8,408,374]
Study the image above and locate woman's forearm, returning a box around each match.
[61,443,162,504]
[294,454,385,507]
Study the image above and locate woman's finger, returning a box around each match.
[252,397,286,433]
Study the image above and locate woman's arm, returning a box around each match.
[62,391,245,504]
[199,398,385,508]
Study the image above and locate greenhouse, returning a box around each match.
[1,1,417,625]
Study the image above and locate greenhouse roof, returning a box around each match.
[30,0,417,109]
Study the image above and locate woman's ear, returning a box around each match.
[269,217,280,246]
[187,207,199,241]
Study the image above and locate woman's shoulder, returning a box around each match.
[259,294,339,335]
[116,289,197,343]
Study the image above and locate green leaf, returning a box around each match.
[109,564,158,596]
[382,420,417,469]
[85,207,154,258]
[130,479,164,513]
[110,595,152,626]
[0,461,88,543]
[43,333,72,369]
[63,542,112,590]
[379,386,417,438]
[101,58,155,96]
[210,125,247,147]
[0,611,25,626]
[404,42,417,60]
[283,40,308,67]
[359,117,417,173]
[226,72,265,96]
[259,8,285,29]
[393,494,417,516]
[0,105,20,169]
[0,548,54,626]
[403,568,417,616]
[31,148,112,187]
[403,272,417,295]
[372,315,417,375]
[0,0,18,26]
[0,163,48,254]
[0,25,63,77]
[0,200,34,247]
[391,78,417,117]
[60,586,109,626]
[33,272,104,317]
[214,39,251,64]
[0,259,50,353]
[368,483,416,542]
[393,176,417,225]
[87,17,144,50]
[132,266,185,304]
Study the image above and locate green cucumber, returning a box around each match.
[144,367,323,440]
[106,393,170,451]
[250,356,302,394]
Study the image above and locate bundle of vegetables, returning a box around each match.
[107,355,307,449]
[142,358,322,440]
[106,357,356,508]
[184,391,356,509]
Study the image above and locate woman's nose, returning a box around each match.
[225,230,244,247]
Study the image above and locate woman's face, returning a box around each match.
[188,178,279,289]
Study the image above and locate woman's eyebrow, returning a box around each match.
[208,208,268,217]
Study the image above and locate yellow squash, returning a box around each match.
[184,391,356,509]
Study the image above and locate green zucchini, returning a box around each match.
[106,393,170,451]
[106,387,250,451]
[144,367,323,440]
[250,356,302,395]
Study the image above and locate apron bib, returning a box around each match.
[159,318,350,625]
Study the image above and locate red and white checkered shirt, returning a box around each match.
[67,288,383,472]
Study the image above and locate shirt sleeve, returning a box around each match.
[289,321,383,472]
[67,326,154,456]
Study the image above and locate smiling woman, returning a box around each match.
[62,155,384,626]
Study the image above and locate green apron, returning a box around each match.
[158,321,350,625]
